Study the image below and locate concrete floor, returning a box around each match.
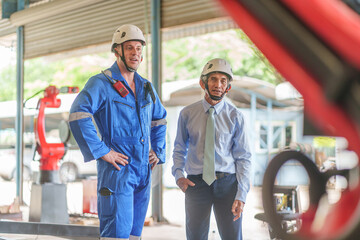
[0,180,270,240]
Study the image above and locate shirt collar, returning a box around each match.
[107,61,125,83]
[202,98,225,114]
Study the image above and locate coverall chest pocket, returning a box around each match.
[98,187,115,217]
[112,98,136,134]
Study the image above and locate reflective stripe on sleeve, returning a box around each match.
[99,235,140,240]
[151,118,167,128]
[100,237,129,240]
[69,112,93,122]
[129,235,141,240]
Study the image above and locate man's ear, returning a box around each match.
[114,50,120,57]
[225,84,232,93]
[114,46,121,57]
[199,79,206,90]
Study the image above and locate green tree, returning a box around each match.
[163,33,232,82]
[0,55,109,101]
[163,29,283,85]
[234,29,284,85]
[23,58,60,100]
[0,65,16,101]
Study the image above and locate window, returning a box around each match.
[255,121,296,152]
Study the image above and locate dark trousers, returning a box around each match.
[185,173,243,240]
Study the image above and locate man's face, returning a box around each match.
[119,41,143,71]
[203,72,229,98]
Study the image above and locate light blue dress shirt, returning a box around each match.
[172,98,252,202]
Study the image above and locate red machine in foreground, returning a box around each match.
[218,0,360,239]
[34,85,79,183]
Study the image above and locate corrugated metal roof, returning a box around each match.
[162,0,226,27]
[24,0,145,58]
[0,0,49,35]
[0,18,16,37]
[0,0,231,59]
[162,17,237,41]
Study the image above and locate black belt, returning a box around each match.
[215,172,233,180]
[190,172,233,180]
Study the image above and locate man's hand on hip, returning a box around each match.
[101,149,129,170]
[232,200,244,221]
[149,149,159,170]
[176,177,195,193]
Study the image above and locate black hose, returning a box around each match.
[23,89,45,109]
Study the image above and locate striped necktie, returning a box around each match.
[203,107,216,185]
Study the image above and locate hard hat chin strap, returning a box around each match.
[120,44,136,72]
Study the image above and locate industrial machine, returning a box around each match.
[29,85,78,223]
[218,0,360,239]
[34,85,79,183]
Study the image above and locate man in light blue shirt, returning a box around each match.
[172,58,251,240]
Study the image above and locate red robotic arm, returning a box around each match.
[34,85,79,183]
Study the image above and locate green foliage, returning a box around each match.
[235,54,280,85]
[163,29,283,85]
[23,58,60,99]
[163,34,231,82]
[234,29,284,85]
[0,55,108,101]
[0,65,16,101]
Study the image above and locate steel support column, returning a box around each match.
[151,0,161,95]
[151,0,164,222]
[15,0,25,203]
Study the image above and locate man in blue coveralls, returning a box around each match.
[172,58,251,240]
[69,24,167,240]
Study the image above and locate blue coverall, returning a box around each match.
[69,62,167,239]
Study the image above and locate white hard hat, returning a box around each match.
[201,58,233,81]
[111,24,146,52]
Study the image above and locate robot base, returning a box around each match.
[29,183,69,224]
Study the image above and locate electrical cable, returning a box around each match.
[23,89,45,109]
